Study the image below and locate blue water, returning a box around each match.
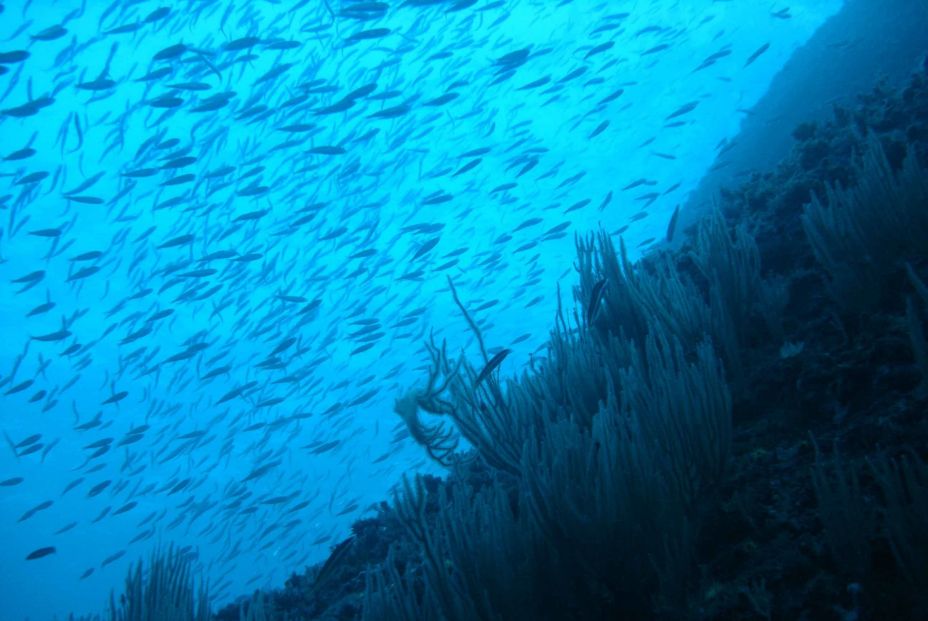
[0,1,841,618]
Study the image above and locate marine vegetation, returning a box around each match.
[110,546,210,621]
[205,55,928,621]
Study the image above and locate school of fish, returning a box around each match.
[0,0,839,616]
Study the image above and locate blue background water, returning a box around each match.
[0,1,841,618]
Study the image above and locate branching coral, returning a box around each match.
[109,546,209,621]
[371,221,742,619]
[802,136,928,311]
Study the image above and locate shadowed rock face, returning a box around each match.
[679,0,928,239]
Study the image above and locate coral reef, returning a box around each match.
[98,55,928,621]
